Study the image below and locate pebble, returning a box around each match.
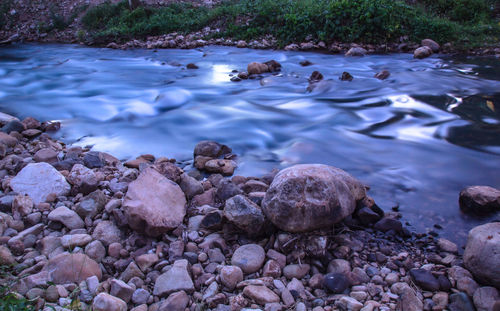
[231,244,266,274]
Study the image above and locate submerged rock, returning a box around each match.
[10,162,70,204]
[123,168,186,237]
[262,164,366,232]
[374,70,390,80]
[463,222,500,287]
[340,71,353,81]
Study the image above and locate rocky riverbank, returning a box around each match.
[0,113,498,311]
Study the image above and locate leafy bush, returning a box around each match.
[419,0,491,23]
[81,0,500,47]
[0,265,36,311]
[0,0,13,30]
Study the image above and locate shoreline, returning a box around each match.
[2,32,500,57]
[0,113,498,310]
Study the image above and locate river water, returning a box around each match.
[1,43,499,244]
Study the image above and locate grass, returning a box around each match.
[0,265,36,311]
[81,0,500,49]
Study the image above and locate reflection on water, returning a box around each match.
[0,43,499,244]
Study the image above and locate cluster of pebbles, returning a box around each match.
[0,113,498,311]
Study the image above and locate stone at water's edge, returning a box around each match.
[123,167,186,237]
[463,222,500,288]
[93,292,127,311]
[10,162,70,204]
[224,194,269,237]
[459,185,500,215]
[262,164,366,232]
[414,46,433,59]
[43,253,102,284]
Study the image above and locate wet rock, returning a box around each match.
[459,186,500,215]
[243,285,280,305]
[414,46,433,59]
[231,244,266,274]
[324,273,350,294]
[187,63,199,69]
[237,40,247,48]
[248,62,269,75]
[2,120,25,133]
[473,286,499,311]
[374,70,390,80]
[92,220,122,246]
[48,206,84,229]
[204,159,237,176]
[83,151,104,168]
[201,211,223,230]
[123,168,186,237]
[309,71,323,82]
[464,222,500,287]
[10,162,70,204]
[238,72,249,79]
[340,71,353,81]
[300,60,313,66]
[345,47,367,56]
[220,265,244,290]
[262,164,366,232]
[224,194,268,237]
[44,253,101,284]
[153,259,194,297]
[264,60,281,72]
[93,293,127,311]
[194,140,231,158]
[158,290,189,311]
[421,39,440,52]
[410,269,440,291]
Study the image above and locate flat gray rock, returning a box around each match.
[10,162,70,204]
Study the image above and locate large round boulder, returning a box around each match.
[262,164,366,232]
[463,222,500,287]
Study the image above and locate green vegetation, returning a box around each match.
[80,0,499,48]
[38,4,88,33]
[0,0,13,30]
[0,265,35,311]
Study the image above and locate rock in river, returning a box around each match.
[10,162,70,204]
[262,164,366,232]
[464,222,500,287]
[414,46,433,59]
[123,168,186,237]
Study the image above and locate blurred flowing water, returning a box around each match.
[1,43,499,244]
